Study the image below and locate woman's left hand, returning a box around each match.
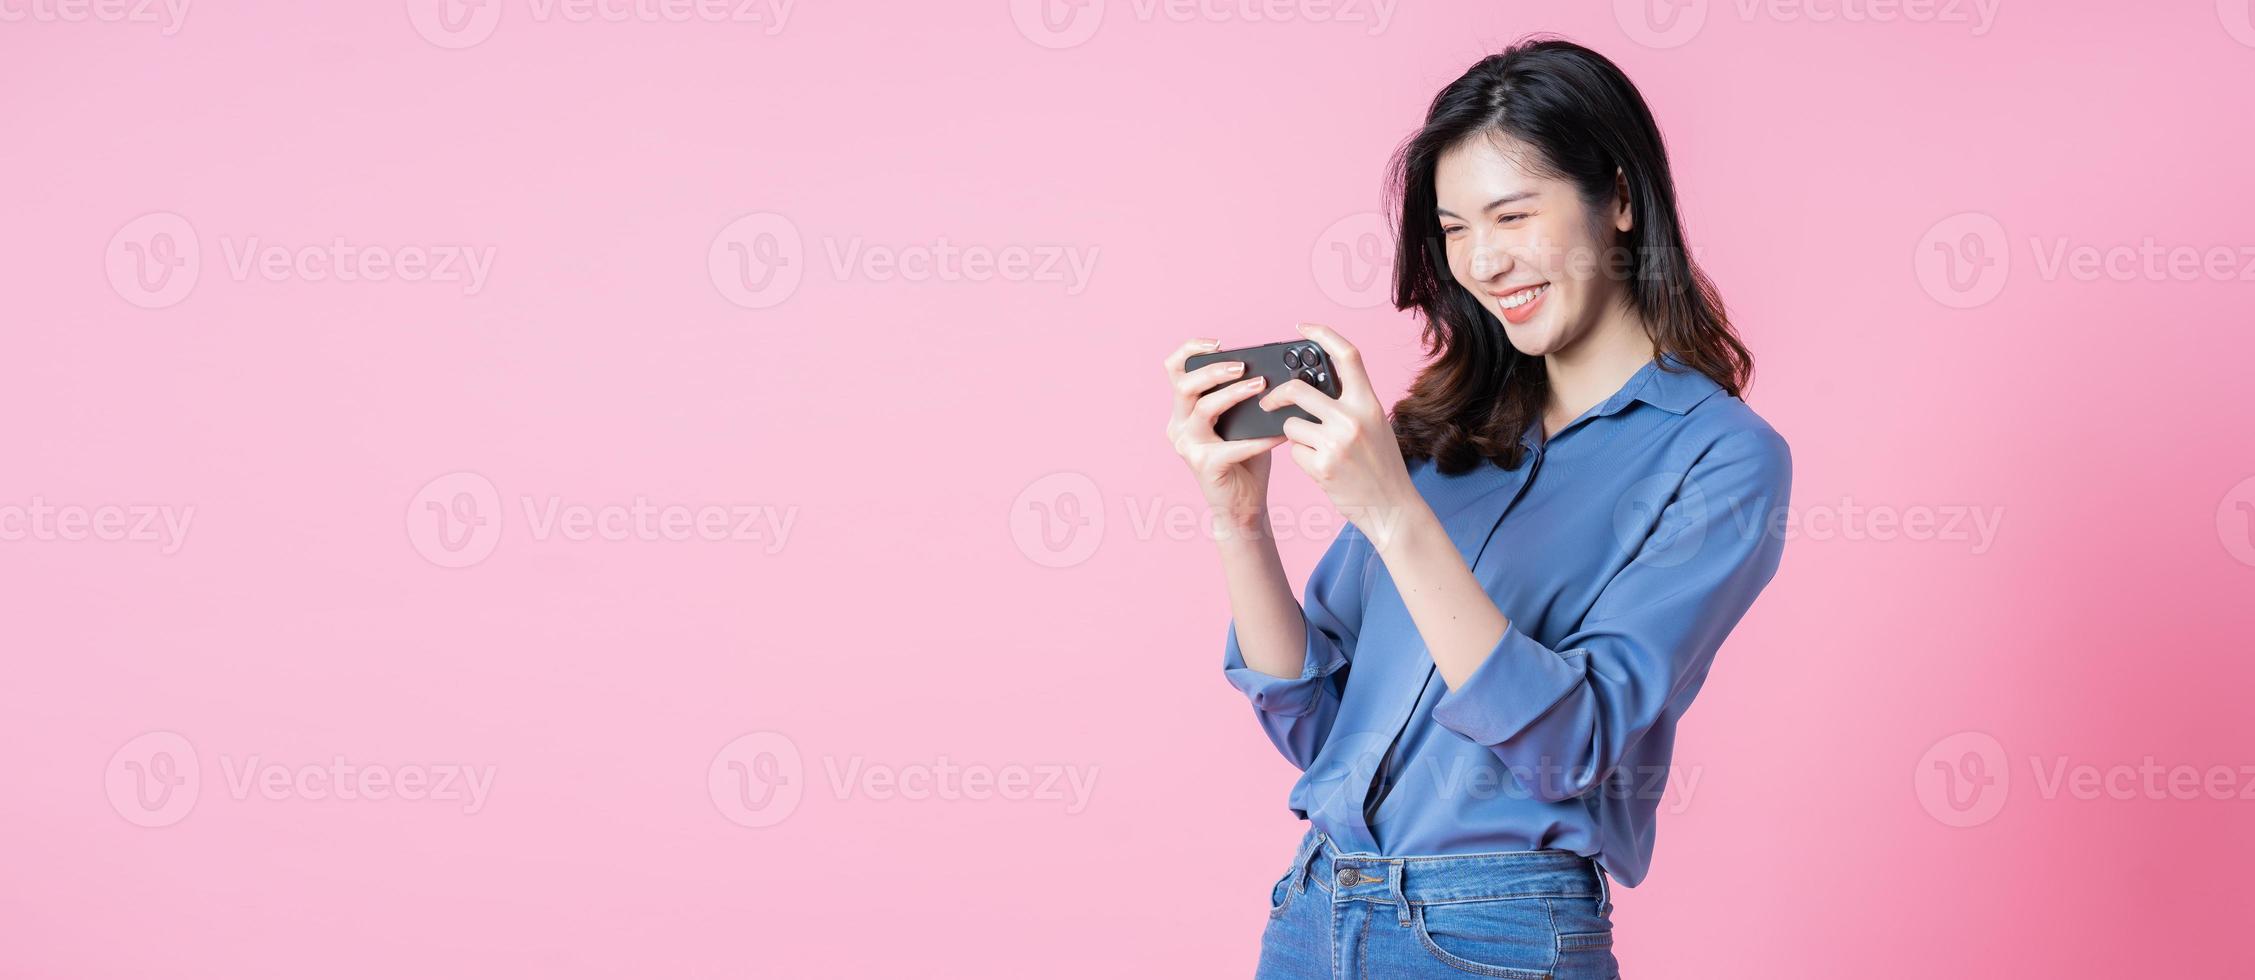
[1258,322,1425,548]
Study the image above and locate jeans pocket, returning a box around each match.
[1267,867,1296,919]
[1408,898,1555,979]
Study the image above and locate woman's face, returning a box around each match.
[1434,133,1633,359]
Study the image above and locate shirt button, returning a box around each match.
[1337,868,1358,887]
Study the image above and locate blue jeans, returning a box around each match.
[1256,830,1621,979]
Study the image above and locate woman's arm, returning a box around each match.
[1423,428,1790,800]
[1212,518,1309,681]
[1218,519,1369,770]
[1251,322,1508,687]
[1364,431,1790,768]
[1259,323,1790,801]
[1162,336,1304,678]
[1362,505,1511,689]
[1166,335,1364,769]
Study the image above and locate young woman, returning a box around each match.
[1162,39,1791,978]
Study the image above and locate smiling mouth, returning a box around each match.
[1491,282,1549,309]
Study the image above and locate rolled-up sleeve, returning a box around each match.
[1431,428,1791,801]
[1222,524,1371,770]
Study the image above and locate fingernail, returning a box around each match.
[1196,338,1220,349]
[1223,362,1244,374]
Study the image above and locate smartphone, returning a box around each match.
[1184,339,1342,441]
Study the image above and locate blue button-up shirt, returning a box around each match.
[1222,354,1791,887]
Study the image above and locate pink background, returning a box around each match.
[6,1,2255,976]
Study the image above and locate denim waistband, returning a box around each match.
[1282,830,1612,923]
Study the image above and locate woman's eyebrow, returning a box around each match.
[1436,191,1538,219]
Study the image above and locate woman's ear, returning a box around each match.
[1612,167,1634,234]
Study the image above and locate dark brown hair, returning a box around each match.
[1385,37,1752,473]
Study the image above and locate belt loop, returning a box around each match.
[1593,860,1613,918]
[1388,862,1411,927]
[1289,831,1322,896]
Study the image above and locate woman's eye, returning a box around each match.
[1499,213,1528,224]
[1441,225,1463,235]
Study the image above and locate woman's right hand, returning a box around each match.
[1164,339,1290,538]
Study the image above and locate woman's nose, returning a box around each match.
[1470,243,1510,281]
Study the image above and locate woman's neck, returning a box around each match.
[1542,299,1654,434]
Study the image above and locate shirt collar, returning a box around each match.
[1630,352,1725,415]
[1516,352,1725,449]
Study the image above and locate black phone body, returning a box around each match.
[1185,339,1343,440]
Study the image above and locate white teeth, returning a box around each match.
[1499,283,1548,310]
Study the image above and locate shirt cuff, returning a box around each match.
[1430,624,1589,746]
[1221,617,1346,718]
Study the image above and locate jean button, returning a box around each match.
[1337,868,1358,887]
